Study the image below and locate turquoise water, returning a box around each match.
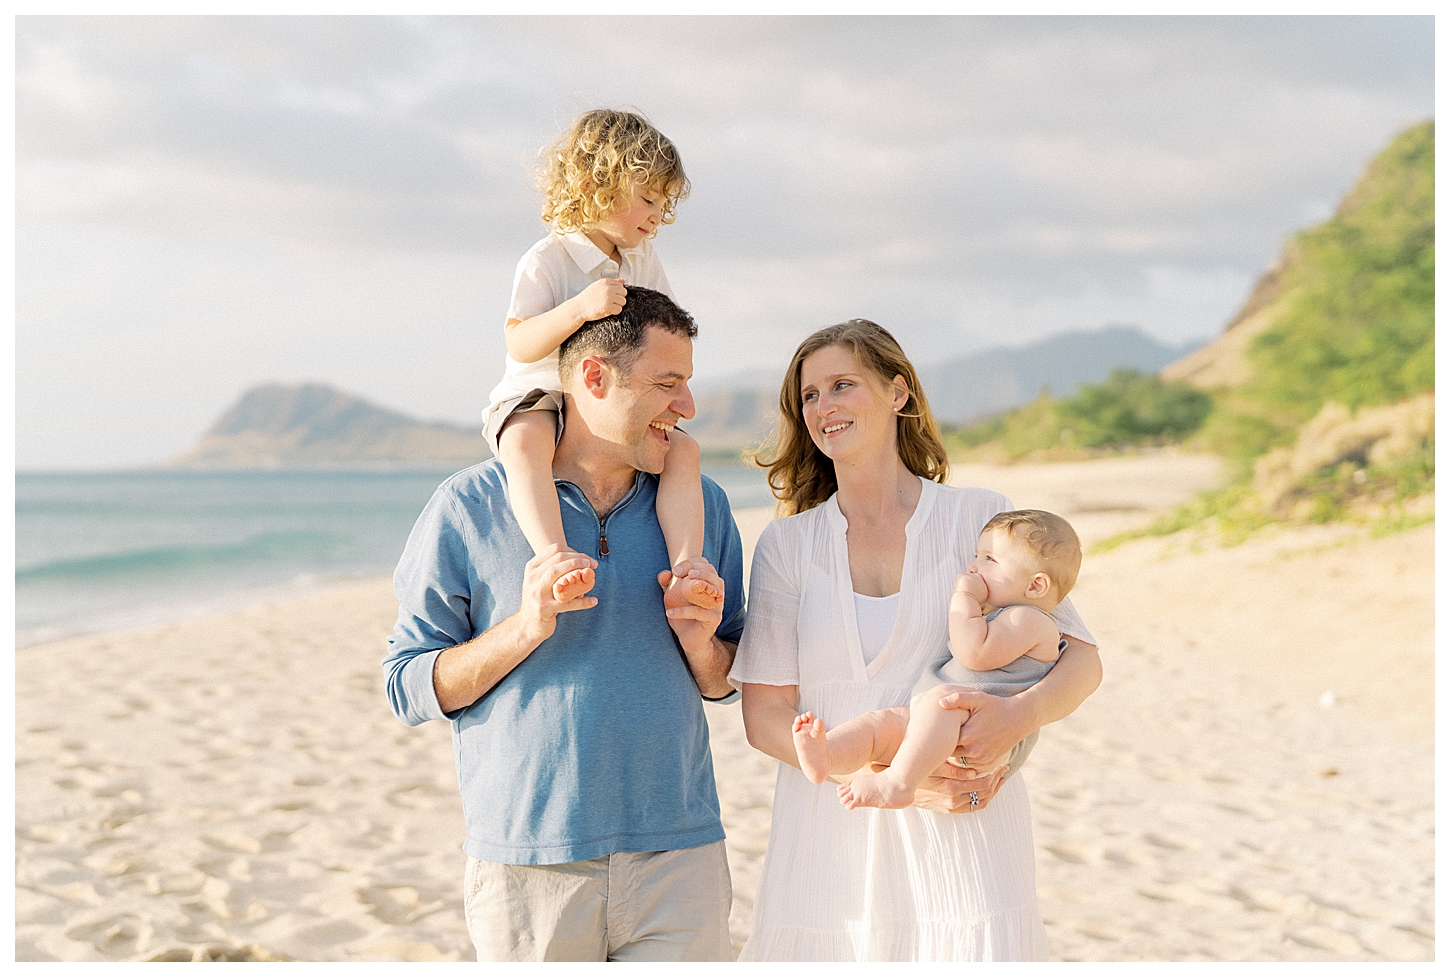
[14,463,774,646]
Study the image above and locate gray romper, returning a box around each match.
[909,605,1065,781]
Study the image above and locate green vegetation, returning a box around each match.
[946,121,1434,545]
[942,369,1212,460]
[1200,121,1435,462]
[1093,444,1432,554]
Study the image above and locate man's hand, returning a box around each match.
[573,278,627,323]
[519,545,599,645]
[657,557,725,654]
[657,557,736,698]
[432,546,598,715]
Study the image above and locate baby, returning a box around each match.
[793,509,1081,809]
[485,109,721,611]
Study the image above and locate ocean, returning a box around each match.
[14,463,776,647]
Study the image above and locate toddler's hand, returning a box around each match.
[954,570,988,605]
[575,278,627,323]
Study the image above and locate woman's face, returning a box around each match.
[798,344,908,464]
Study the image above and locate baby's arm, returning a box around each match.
[949,575,1060,670]
[506,278,626,364]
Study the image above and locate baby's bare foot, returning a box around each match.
[792,712,831,784]
[838,771,915,810]
[553,565,595,603]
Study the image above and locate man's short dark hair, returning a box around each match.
[557,286,698,384]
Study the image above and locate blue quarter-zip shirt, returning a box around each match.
[383,459,745,865]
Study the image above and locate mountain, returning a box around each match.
[172,325,1208,469]
[1159,258,1288,390]
[688,387,779,456]
[916,325,1204,425]
[1161,119,1434,461]
[168,383,488,469]
[683,325,1205,453]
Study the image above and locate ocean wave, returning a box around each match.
[15,531,345,583]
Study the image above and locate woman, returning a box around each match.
[729,320,1101,961]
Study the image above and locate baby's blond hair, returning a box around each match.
[982,509,1082,603]
[536,109,689,233]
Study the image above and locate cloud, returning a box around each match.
[13,14,1435,467]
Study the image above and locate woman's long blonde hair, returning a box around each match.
[751,319,949,516]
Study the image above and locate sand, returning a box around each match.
[13,452,1434,961]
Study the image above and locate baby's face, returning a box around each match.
[968,528,1047,608]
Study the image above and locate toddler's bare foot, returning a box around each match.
[663,571,723,611]
[838,771,915,810]
[552,564,595,603]
[792,712,831,784]
[683,573,724,610]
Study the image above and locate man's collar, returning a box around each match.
[554,464,649,520]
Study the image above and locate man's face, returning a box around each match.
[579,325,696,475]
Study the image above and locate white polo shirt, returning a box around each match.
[488,230,676,407]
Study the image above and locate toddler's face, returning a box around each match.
[594,181,666,252]
[968,528,1046,609]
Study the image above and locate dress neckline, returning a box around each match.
[824,476,939,539]
[827,477,942,680]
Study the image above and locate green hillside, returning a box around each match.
[942,369,1213,460]
[944,120,1435,542]
[1202,120,1435,462]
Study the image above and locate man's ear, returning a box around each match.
[1026,572,1052,599]
[579,355,612,400]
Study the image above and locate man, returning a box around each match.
[383,287,743,962]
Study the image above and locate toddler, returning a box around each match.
[485,109,721,610]
[792,509,1081,809]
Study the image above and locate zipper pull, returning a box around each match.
[599,529,609,557]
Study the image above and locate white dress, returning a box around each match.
[728,478,1094,961]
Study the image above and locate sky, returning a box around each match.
[14,15,1435,470]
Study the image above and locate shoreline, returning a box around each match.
[14,571,399,651]
[12,504,782,652]
[13,464,775,651]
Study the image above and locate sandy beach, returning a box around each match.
[14,453,1434,961]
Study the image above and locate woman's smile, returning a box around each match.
[799,345,906,460]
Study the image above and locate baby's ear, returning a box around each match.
[1026,572,1052,598]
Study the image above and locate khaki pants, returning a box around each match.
[463,841,733,962]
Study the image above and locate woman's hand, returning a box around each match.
[938,635,1102,775]
[936,688,1034,775]
[910,760,1009,813]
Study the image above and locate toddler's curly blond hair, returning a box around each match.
[536,109,690,233]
